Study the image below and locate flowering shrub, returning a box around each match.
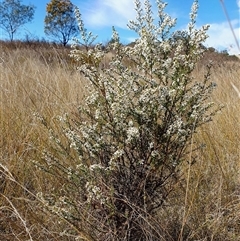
[37,0,219,240]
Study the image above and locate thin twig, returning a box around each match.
[219,0,240,53]
[1,194,34,241]
[231,82,240,98]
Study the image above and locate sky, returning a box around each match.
[1,0,240,55]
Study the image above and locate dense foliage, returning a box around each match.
[44,0,78,46]
[36,0,221,240]
[0,0,35,41]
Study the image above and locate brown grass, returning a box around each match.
[0,41,240,240]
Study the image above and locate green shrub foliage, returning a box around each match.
[37,0,218,240]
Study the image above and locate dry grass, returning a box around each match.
[0,41,240,240]
[177,62,240,240]
[0,41,86,240]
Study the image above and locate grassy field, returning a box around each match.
[0,41,240,240]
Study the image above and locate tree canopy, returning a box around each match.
[44,0,78,46]
[0,0,35,41]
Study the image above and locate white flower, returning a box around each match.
[89,164,105,171]
[111,149,124,160]
[126,126,139,143]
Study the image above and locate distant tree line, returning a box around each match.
[0,0,78,46]
[0,0,236,55]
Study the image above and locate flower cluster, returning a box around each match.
[40,0,219,240]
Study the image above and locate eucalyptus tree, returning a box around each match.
[44,0,78,46]
[0,0,35,41]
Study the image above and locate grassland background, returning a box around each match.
[0,41,240,240]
